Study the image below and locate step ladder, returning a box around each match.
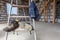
[5,0,37,40]
[7,0,30,25]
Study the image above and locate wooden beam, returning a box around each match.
[40,8,44,15]
[0,1,6,3]
[10,16,30,18]
[2,0,11,3]
[43,0,50,22]
[39,0,50,16]
[44,1,47,22]
[12,5,29,8]
[52,0,56,24]
[45,0,50,22]
[0,3,4,5]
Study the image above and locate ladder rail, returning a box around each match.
[8,0,30,25]
[7,0,13,25]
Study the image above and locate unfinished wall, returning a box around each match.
[35,0,53,23]
[13,0,55,23]
[0,1,8,23]
[1,0,59,23]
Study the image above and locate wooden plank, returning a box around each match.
[38,7,44,16]
[52,0,56,24]
[45,0,49,22]
[44,1,47,22]
[0,3,4,6]
[36,0,50,22]
[0,21,7,24]
[12,5,29,8]
[0,1,6,3]
[44,0,50,22]
[2,0,11,3]
[10,16,30,18]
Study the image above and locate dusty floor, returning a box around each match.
[0,22,60,40]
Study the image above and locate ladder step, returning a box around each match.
[12,5,29,8]
[10,16,30,18]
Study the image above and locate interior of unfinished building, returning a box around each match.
[0,0,60,40]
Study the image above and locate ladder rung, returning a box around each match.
[12,5,29,8]
[10,16,30,18]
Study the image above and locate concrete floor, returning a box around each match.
[0,22,60,40]
[35,22,60,40]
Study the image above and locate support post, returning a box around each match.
[44,1,48,22]
[53,0,56,24]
